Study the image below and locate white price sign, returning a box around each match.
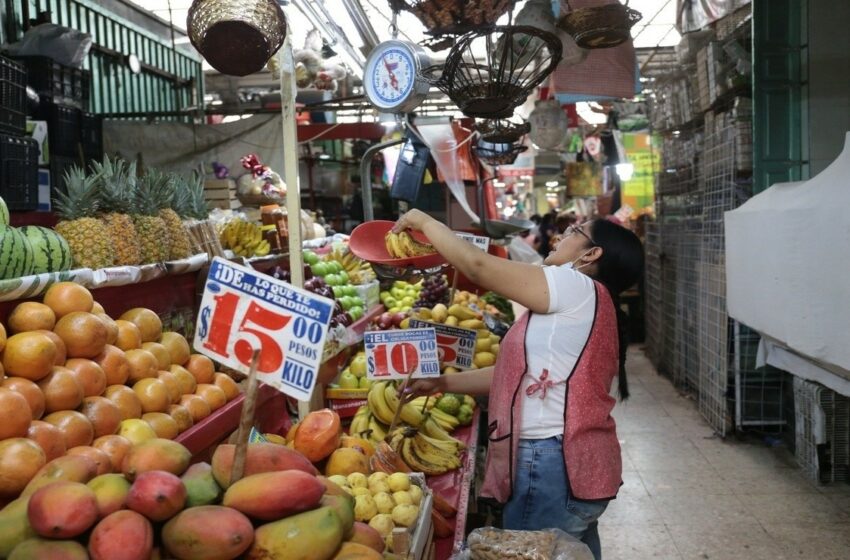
[408,319,476,370]
[194,257,334,401]
[364,328,440,380]
[455,231,491,252]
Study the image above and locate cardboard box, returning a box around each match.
[26,121,49,165]
[37,169,51,211]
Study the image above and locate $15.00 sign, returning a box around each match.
[194,257,334,401]
[364,328,440,380]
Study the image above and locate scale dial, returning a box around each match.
[364,41,431,114]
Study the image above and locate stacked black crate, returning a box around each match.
[0,56,39,211]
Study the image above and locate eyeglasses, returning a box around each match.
[566,224,596,246]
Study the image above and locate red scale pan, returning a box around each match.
[349,220,446,269]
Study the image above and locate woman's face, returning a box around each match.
[544,222,596,267]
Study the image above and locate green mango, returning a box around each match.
[246,506,343,560]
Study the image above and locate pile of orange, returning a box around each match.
[0,282,243,498]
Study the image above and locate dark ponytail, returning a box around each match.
[589,220,644,401]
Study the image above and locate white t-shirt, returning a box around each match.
[518,264,596,439]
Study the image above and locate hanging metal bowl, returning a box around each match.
[473,137,528,166]
[557,0,642,49]
[475,119,531,144]
[187,0,286,76]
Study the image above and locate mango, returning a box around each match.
[22,455,99,496]
[162,505,253,560]
[448,304,477,321]
[444,316,459,326]
[181,462,222,507]
[321,493,355,539]
[473,351,496,368]
[9,538,88,560]
[28,482,98,539]
[223,470,324,521]
[247,506,343,560]
[318,475,349,498]
[211,443,318,489]
[349,521,386,553]
[332,542,383,560]
[88,510,153,560]
[325,448,370,477]
[126,470,186,522]
[88,473,131,518]
[0,497,37,557]
[122,438,191,481]
[458,319,485,330]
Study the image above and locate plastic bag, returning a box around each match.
[507,236,543,265]
[464,527,594,560]
[5,23,92,68]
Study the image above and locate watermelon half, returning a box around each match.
[19,225,73,274]
[0,196,8,227]
[0,225,35,279]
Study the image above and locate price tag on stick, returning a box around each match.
[194,257,334,401]
[364,328,440,380]
[408,319,477,370]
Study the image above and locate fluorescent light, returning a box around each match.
[319,154,331,160]
[615,163,634,181]
[545,180,559,187]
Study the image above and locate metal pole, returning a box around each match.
[279,36,303,290]
[359,138,405,221]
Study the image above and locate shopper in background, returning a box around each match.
[536,212,558,258]
[396,210,644,560]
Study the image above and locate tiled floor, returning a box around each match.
[598,348,850,560]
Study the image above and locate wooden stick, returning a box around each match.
[230,349,261,486]
[387,375,414,438]
[448,267,460,306]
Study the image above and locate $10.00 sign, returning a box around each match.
[364,328,440,380]
[194,257,334,401]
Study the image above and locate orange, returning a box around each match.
[114,320,142,351]
[38,366,84,414]
[142,342,171,370]
[92,435,133,473]
[43,410,94,448]
[168,405,194,433]
[91,301,106,314]
[160,332,190,366]
[2,377,46,420]
[185,354,215,385]
[1,331,57,380]
[214,373,241,402]
[54,311,108,359]
[67,446,112,475]
[94,345,131,385]
[169,365,197,395]
[80,396,122,439]
[27,420,67,462]
[133,378,170,414]
[157,371,182,404]
[179,394,211,423]
[125,349,159,383]
[36,329,67,365]
[0,388,33,439]
[195,384,227,412]
[142,412,179,440]
[42,282,94,318]
[119,308,162,343]
[64,358,107,397]
[105,385,143,420]
[0,438,46,497]
[7,301,56,333]
[95,313,119,346]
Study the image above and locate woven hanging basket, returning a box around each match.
[557,0,642,49]
[473,138,528,166]
[389,0,516,38]
[475,119,531,144]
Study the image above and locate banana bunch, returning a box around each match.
[349,405,389,445]
[389,427,463,476]
[367,381,427,428]
[327,245,376,284]
[220,219,271,257]
[428,407,461,433]
[385,231,437,259]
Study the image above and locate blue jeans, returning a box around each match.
[502,436,609,560]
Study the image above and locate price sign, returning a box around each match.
[194,257,334,401]
[364,328,440,380]
[408,319,476,370]
[455,231,491,252]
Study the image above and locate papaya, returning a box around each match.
[211,443,318,489]
[0,497,37,557]
[181,462,222,507]
[349,522,386,553]
[88,510,153,560]
[332,542,383,560]
[21,455,99,496]
[325,448,370,477]
[122,438,191,481]
[293,409,341,463]
[223,470,324,521]
[162,505,253,560]
[9,538,88,560]
[27,481,98,538]
[246,506,344,560]
[87,473,131,518]
[321,493,355,539]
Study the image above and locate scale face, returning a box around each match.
[364,40,431,114]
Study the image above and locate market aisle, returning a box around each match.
[598,348,850,560]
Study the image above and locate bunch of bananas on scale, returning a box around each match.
[327,244,376,284]
[385,231,437,258]
[389,426,463,476]
[220,219,271,257]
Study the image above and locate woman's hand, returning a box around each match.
[392,209,433,233]
[402,376,445,398]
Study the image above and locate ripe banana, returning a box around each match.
[412,433,461,470]
[349,406,371,436]
[421,416,465,449]
[385,231,436,258]
[368,416,389,444]
[428,408,460,431]
[383,382,425,428]
[367,382,396,425]
[399,437,447,476]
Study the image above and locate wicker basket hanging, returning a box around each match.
[557,0,642,49]
[475,119,531,144]
[473,138,528,166]
[389,0,516,38]
[187,0,286,76]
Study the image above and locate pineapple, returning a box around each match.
[158,174,192,260]
[132,170,172,264]
[181,172,212,221]
[92,156,143,266]
[54,166,115,270]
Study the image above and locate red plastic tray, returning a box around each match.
[349,220,446,269]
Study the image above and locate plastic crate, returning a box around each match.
[12,56,90,109]
[35,102,82,158]
[0,134,39,211]
[0,56,27,135]
[80,112,102,162]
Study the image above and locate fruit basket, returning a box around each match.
[475,118,530,144]
[557,0,642,49]
[349,220,446,269]
[389,0,516,38]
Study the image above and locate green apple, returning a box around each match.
[311,262,329,276]
[304,250,319,265]
[332,286,344,298]
[391,287,405,299]
[401,296,415,307]
[383,297,397,308]
[338,271,349,284]
[359,377,373,390]
[350,355,368,378]
[400,306,411,312]
[344,285,358,297]
[393,281,408,290]
[349,306,364,321]
[388,307,401,313]
[338,371,359,389]
[340,296,355,311]
[326,274,341,286]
